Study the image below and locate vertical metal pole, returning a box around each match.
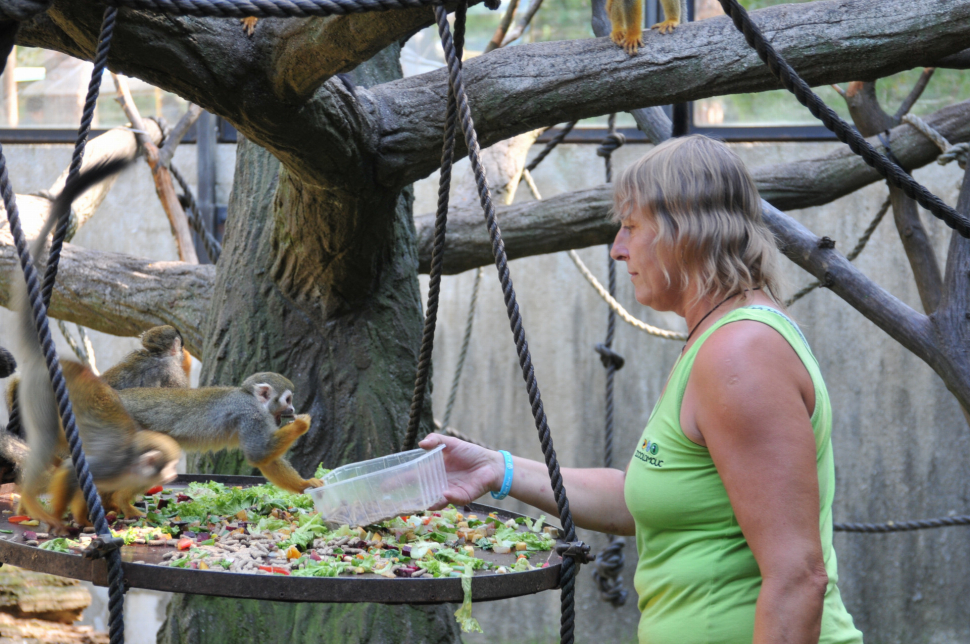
[2,47,16,127]
[196,110,216,263]
[671,0,693,137]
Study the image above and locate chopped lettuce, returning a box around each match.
[416,558,453,577]
[280,513,331,550]
[314,463,332,480]
[454,568,483,634]
[39,538,75,553]
[255,517,289,533]
[434,548,485,570]
[292,559,352,577]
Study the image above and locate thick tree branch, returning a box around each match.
[843,80,942,314]
[15,0,456,186]
[417,101,970,273]
[937,47,970,69]
[753,99,970,210]
[0,241,212,357]
[372,0,970,187]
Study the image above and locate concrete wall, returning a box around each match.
[1,137,967,644]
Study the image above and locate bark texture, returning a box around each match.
[159,47,460,644]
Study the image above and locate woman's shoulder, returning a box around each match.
[691,311,814,396]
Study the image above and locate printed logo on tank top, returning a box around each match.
[634,438,664,468]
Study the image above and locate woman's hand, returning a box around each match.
[419,433,504,508]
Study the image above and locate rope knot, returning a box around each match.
[82,534,125,560]
[592,536,628,607]
[596,132,626,158]
[556,540,593,564]
[594,343,625,370]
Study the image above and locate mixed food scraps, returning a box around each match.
[3,476,558,633]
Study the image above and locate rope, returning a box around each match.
[0,17,126,644]
[0,151,127,644]
[834,514,970,533]
[148,116,223,262]
[716,0,970,238]
[41,7,116,311]
[520,130,686,341]
[103,0,501,18]
[403,2,467,452]
[902,114,969,170]
[442,266,483,430]
[169,163,223,262]
[568,251,687,340]
[590,114,628,608]
[786,195,891,306]
[525,121,578,173]
[432,5,584,641]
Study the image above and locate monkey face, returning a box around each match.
[253,384,296,425]
[134,449,180,485]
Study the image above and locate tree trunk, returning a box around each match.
[158,46,461,644]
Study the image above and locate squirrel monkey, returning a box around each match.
[116,373,323,494]
[101,325,191,390]
[1,325,189,514]
[13,159,182,529]
[608,0,681,54]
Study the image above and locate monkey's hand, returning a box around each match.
[304,478,324,490]
[651,18,679,35]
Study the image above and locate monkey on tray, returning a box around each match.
[12,158,182,530]
[116,374,323,494]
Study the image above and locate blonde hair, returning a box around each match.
[612,135,785,306]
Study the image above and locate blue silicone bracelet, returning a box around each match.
[490,450,514,500]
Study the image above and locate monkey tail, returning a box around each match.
[12,155,131,509]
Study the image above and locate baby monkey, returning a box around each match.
[608,0,681,54]
[117,373,323,494]
[14,158,182,529]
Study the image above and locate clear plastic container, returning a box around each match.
[308,445,448,527]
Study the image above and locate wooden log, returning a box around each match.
[0,612,108,644]
[0,566,92,625]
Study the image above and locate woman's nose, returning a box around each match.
[610,232,628,261]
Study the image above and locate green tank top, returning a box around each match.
[623,306,863,644]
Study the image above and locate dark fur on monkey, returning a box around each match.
[13,157,182,528]
[117,373,323,494]
[0,347,15,379]
[101,325,191,390]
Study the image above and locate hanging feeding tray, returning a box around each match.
[0,475,564,604]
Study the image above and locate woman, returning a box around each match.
[420,135,863,644]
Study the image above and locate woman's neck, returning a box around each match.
[681,288,775,350]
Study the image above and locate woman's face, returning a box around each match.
[611,210,683,313]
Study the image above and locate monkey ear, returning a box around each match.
[138,449,164,468]
[253,384,273,404]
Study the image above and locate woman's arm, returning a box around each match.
[690,321,829,644]
[419,433,636,536]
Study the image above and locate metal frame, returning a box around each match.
[0,475,564,605]
[0,118,238,145]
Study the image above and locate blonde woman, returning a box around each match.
[420,135,863,644]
